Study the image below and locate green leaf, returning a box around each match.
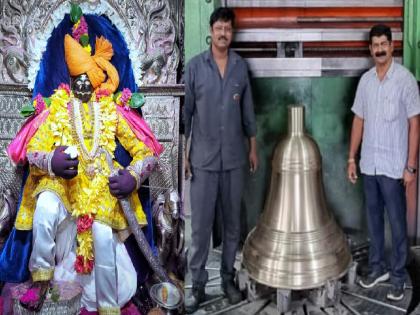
[44,97,51,107]
[20,104,35,118]
[70,3,83,23]
[50,285,60,302]
[114,92,122,102]
[79,34,89,47]
[129,93,145,108]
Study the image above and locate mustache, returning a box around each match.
[375,51,387,57]
[218,36,228,41]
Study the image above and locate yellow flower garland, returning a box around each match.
[48,86,118,273]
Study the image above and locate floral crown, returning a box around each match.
[70,3,91,54]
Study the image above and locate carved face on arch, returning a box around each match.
[72,74,93,103]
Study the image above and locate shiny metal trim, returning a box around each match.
[245,58,322,77]
[245,57,403,77]
[234,29,403,43]
[224,0,403,7]
[0,84,185,97]
[298,17,402,22]
[140,84,185,97]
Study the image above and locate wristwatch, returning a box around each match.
[406,166,417,174]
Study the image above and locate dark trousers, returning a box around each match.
[363,175,407,287]
[189,167,244,285]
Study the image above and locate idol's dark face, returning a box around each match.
[72,74,93,103]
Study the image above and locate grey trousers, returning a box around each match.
[189,167,245,285]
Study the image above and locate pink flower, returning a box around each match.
[73,28,84,42]
[120,88,132,106]
[58,83,71,96]
[34,94,46,115]
[72,16,88,42]
[79,307,98,315]
[75,255,94,274]
[19,287,40,304]
[77,215,94,233]
[121,302,141,315]
[118,89,132,111]
[96,88,111,101]
[79,17,88,32]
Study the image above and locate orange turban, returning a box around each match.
[64,34,119,93]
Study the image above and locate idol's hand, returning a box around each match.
[51,146,79,179]
[109,169,137,199]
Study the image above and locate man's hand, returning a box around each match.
[249,137,258,173]
[51,146,79,179]
[109,169,137,199]
[403,169,416,186]
[347,161,358,184]
[249,149,258,173]
[185,158,193,180]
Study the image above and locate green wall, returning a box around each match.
[185,0,221,63]
[404,0,420,80]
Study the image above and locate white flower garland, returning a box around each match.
[69,98,101,162]
[27,1,144,90]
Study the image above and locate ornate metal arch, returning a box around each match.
[0,0,180,87]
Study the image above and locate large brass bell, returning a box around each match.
[243,105,351,289]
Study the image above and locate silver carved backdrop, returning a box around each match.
[0,0,183,200]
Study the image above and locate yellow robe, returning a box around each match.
[15,90,152,231]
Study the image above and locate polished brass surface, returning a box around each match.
[243,105,351,289]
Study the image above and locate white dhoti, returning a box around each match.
[29,191,137,314]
